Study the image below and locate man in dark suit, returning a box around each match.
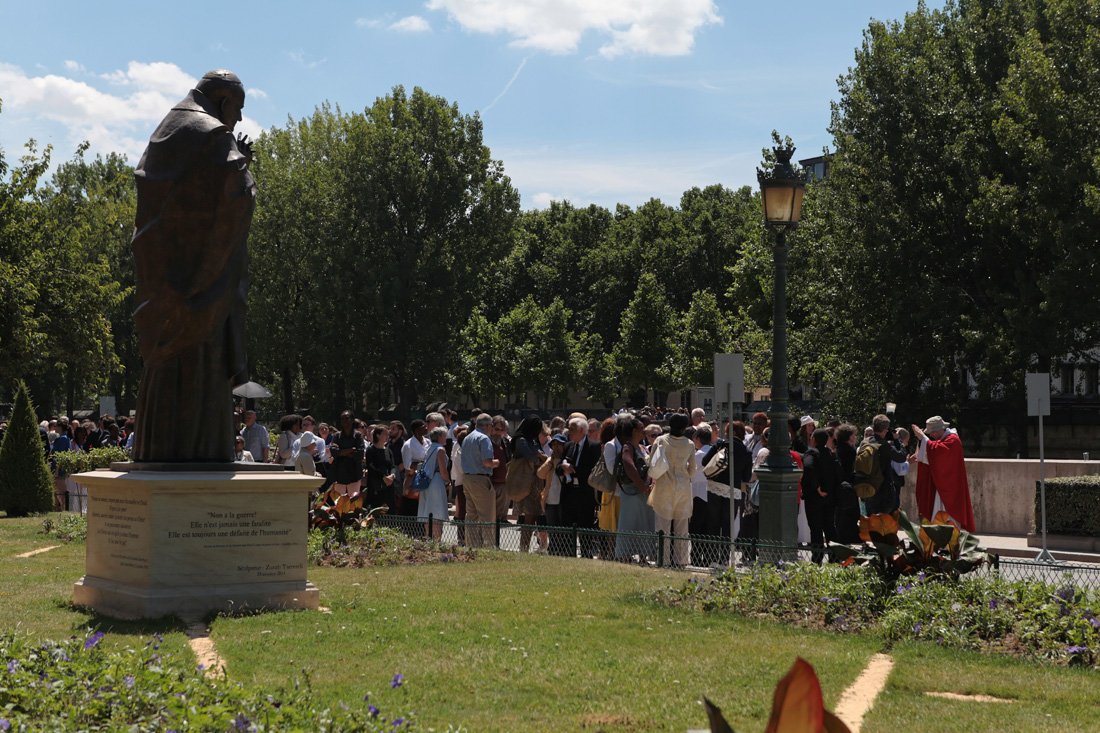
[559,416,601,557]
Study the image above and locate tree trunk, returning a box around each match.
[281,366,294,416]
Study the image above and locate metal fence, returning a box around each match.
[980,555,1100,591]
[368,512,1100,590]
[375,513,848,571]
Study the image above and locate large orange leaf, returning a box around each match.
[334,494,353,515]
[858,513,899,544]
[764,658,824,733]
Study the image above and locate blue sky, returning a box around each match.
[0,1,935,209]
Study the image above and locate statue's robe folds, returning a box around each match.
[131,89,255,463]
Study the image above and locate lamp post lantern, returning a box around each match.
[755,144,807,558]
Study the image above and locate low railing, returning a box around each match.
[367,512,1100,590]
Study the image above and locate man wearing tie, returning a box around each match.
[559,416,602,557]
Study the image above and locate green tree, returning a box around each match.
[0,131,52,395]
[800,0,1100,438]
[614,272,678,398]
[677,289,732,387]
[0,381,53,516]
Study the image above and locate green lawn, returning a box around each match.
[3,514,1099,732]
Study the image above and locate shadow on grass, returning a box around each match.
[59,599,189,636]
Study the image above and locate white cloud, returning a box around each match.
[389,15,431,33]
[63,60,85,73]
[500,146,758,209]
[287,50,327,70]
[246,87,269,100]
[0,61,261,165]
[100,61,196,95]
[426,0,720,57]
[355,17,383,28]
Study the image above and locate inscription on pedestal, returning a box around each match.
[76,470,321,619]
[89,495,150,575]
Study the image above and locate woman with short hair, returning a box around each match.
[418,425,451,540]
[276,414,302,466]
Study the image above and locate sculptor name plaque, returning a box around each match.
[151,493,307,587]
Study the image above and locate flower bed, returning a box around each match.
[40,514,87,542]
[307,526,476,568]
[0,631,428,731]
[651,564,1100,668]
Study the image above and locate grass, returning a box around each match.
[212,552,878,731]
[2,513,1099,731]
[866,641,1100,733]
[0,513,192,660]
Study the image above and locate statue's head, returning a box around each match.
[196,69,245,130]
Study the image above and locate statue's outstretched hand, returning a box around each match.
[236,133,254,161]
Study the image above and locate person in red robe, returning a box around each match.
[911,416,976,532]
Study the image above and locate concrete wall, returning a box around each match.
[900,459,1100,536]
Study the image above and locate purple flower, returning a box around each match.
[124,675,135,689]
[913,622,923,635]
[1090,618,1100,629]
[896,583,912,595]
[917,572,926,581]
[1056,586,1075,603]
[0,718,9,731]
[821,596,840,603]
[6,660,17,673]
[84,631,105,650]
[368,705,380,718]
[391,672,404,689]
[197,663,205,671]
[1067,645,1089,655]
[988,599,1000,610]
[392,718,405,728]
[233,712,251,731]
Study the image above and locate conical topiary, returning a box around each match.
[0,381,53,516]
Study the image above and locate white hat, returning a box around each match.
[298,431,317,450]
[924,416,950,434]
[799,415,815,428]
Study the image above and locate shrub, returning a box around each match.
[1037,475,1100,536]
[40,513,88,542]
[0,630,430,731]
[0,381,53,516]
[52,446,129,477]
[651,562,888,632]
[654,565,1100,668]
[308,526,476,568]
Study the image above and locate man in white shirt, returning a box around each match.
[689,425,713,565]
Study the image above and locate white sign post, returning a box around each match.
[1026,372,1056,563]
[714,353,745,566]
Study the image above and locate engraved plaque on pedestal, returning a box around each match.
[73,469,322,620]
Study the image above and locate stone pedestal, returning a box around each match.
[73,467,323,620]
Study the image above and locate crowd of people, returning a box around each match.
[238,403,975,566]
[9,398,974,567]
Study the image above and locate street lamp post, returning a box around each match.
[755,144,807,558]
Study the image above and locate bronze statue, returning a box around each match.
[131,70,255,463]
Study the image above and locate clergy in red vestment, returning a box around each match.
[911,416,976,532]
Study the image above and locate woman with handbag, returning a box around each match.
[613,415,656,562]
[647,413,696,567]
[508,415,546,553]
[418,427,451,540]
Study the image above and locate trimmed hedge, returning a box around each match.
[1036,475,1100,536]
[52,446,129,477]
